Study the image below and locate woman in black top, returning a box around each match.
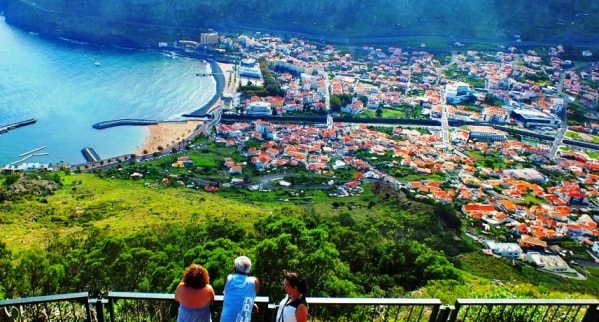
[275,272,308,322]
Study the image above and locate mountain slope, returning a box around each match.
[3,0,599,47]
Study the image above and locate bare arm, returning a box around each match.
[174,282,184,302]
[295,303,308,322]
[207,285,215,302]
[253,277,261,313]
[254,277,260,294]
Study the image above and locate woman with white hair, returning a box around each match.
[220,256,260,322]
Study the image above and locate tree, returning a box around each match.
[330,95,342,112]
[0,242,13,296]
[16,250,65,296]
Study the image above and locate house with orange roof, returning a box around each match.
[535,215,558,228]
[551,184,588,205]
[265,147,280,158]
[462,203,496,219]
[497,199,517,214]
[519,234,548,249]
[225,138,237,147]
[432,190,453,204]
[529,225,560,240]
[307,163,326,173]
[228,165,243,175]
[456,188,473,201]
[512,222,529,235]
[251,131,263,140]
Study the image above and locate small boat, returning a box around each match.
[94,61,101,66]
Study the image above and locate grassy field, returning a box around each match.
[0,173,269,251]
[0,172,391,252]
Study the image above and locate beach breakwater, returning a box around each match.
[0,119,36,133]
[92,119,158,129]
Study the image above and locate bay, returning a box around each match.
[0,16,213,166]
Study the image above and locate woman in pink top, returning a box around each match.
[175,264,216,322]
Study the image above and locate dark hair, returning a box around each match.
[182,264,210,289]
[284,271,307,295]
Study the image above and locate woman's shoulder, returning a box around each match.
[296,296,308,307]
[300,296,308,305]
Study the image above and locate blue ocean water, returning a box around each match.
[0,17,214,166]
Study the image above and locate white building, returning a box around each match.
[510,108,561,128]
[246,102,272,116]
[200,32,219,45]
[524,252,571,273]
[483,241,522,259]
[239,58,262,78]
[466,125,507,142]
[445,82,473,104]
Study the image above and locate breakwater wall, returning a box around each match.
[81,147,101,162]
[0,119,36,133]
[92,119,158,129]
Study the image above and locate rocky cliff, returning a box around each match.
[3,0,599,48]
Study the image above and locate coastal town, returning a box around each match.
[176,31,599,273]
[4,30,599,274]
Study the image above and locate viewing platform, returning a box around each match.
[0,291,597,322]
[0,118,36,133]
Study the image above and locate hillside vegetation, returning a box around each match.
[1,167,598,304]
[2,0,599,47]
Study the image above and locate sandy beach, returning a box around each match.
[135,61,236,156]
[135,121,202,155]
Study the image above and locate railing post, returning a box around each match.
[96,298,105,322]
[447,301,460,322]
[428,304,439,322]
[582,303,599,322]
[108,297,116,322]
[435,305,453,322]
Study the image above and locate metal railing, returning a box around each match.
[104,292,272,322]
[296,297,443,322]
[448,298,599,322]
[1,292,598,322]
[0,292,93,321]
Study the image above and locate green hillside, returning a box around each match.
[2,0,599,47]
[1,166,598,303]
